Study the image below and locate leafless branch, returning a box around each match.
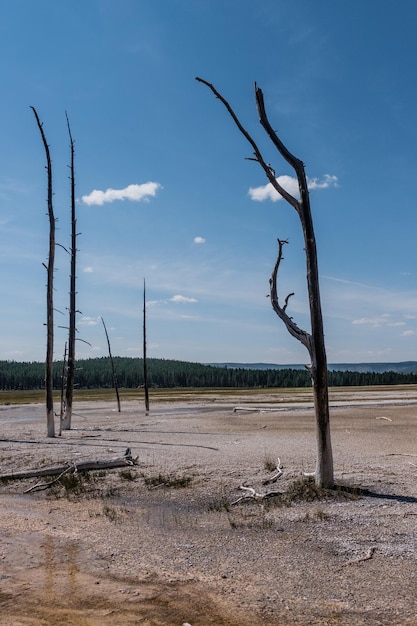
[196,77,293,203]
[270,239,312,351]
[262,458,283,485]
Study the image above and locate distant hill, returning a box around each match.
[208,361,417,374]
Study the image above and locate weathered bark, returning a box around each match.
[143,279,150,414]
[0,451,137,482]
[196,78,334,487]
[255,86,333,488]
[101,316,121,412]
[59,342,67,436]
[31,107,55,438]
[62,112,77,430]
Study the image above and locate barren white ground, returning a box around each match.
[1,387,417,625]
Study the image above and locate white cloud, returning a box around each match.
[81,182,161,206]
[352,315,406,329]
[170,295,198,303]
[308,174,338,190]
[79,315,101,326]
[352,315,391,327]
[83,266,94,273]
[194,236,206,244]
[249,174,338,202]
[401,330,416,337]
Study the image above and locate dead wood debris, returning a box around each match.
[231,459,283,505]
[0,448,137,486]
[344,547,375,566]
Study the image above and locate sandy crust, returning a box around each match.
[1,387,417,625]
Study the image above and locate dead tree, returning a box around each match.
[143,279,150,414]
[196,78,334,488]
[62,112,77,430]
[101,316,121,412]
[31,106,56,438]
[59,341,67,436]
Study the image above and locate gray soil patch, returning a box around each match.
[1,388,417,625]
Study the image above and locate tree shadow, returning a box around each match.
[338,484,417,504]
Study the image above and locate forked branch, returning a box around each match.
[270,239,312,352]
[195,77,296,205]
[231,458,284,504]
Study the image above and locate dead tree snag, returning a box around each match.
[101,316,121,412]
[143,278,150,414]
[62,112,77,430]
[31,106,56,438]
[196,78,334,488]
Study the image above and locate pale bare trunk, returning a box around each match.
[31,106,55,438]
[63,112,76,430]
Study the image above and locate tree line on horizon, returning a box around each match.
[1,357,416,391]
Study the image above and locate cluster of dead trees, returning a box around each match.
[31,109,150,438]
[31,78,334,487]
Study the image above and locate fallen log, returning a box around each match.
[0,449,137,482]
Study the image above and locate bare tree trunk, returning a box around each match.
[59,342,67,436]
[196,78,334,488]
[31,106,55,438]
[143,279,150,414]
[255,87,333,487]
[62,112,77,431]
[101,317,121,412]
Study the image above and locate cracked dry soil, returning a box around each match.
[1,387,417,625]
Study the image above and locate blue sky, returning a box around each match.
[1,0,416,365]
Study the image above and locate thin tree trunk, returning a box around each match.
[31,106,55,438]
[63,112,76,431]
[143,279,150,414]
[255,86,333,487]
[101,317,121,412]
[59,342,67,436]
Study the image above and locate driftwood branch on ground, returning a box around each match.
[0,449,137,482]
[344,547,375,566]
[231,459,284,504]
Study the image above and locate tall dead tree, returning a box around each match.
[62,112,77,430]
[59,342,67,436]
[196,78,334,488]
[101,317,121,412]
[143,279,150,414]
[31,106,56,438]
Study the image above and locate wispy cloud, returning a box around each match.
[81,182,162,206]
[79,315,101,326]
[146,295,199,307]
[249,174,338,202]
[170,295,198,303]
[194,236,206,244]
[353,315,408,328]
